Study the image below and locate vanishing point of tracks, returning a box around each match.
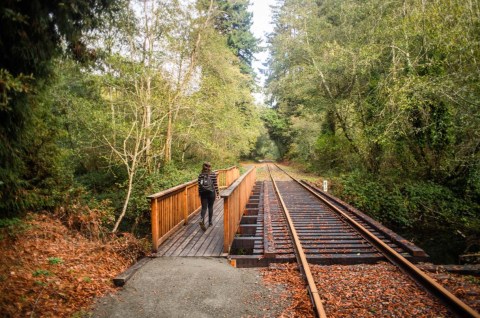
[266,163,480,318]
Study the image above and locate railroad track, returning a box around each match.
[266,163,480,318]
[265,164,427,264]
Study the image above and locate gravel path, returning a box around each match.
[91,257,287,318]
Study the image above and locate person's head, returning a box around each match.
[202,162,212,173]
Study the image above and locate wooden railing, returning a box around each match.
[148,166,239,252]
[221,166,256,253]
[216,166,240,189]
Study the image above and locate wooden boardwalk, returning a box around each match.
[155,198,225,257]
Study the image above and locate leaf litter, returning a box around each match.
[261,262,479,317]
[0,212,147,317]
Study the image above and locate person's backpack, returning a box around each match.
[199,173,214,192]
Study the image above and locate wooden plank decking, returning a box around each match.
[155,198,225,257]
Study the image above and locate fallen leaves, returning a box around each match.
[428,269,480,312]
[310,262,451,317]
[260,262,478,317]
[0,213,146,317]
[261,263,315,317]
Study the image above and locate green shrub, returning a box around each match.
[334,172,412,228]
[332,171,480,263]
[0,217,31,239]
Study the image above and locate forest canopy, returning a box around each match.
[265,0,480,262]
[0,0,261,233]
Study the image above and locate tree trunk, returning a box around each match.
[145,76,152,170]
[112,169,135,233]
[164,107,173,163]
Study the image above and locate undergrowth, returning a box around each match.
[330,172,480,264]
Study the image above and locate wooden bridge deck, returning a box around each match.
[155,198,225,257]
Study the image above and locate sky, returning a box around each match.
[248,0,277,103]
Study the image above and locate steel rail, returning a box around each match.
[274,163,480,318]
[267,164,327,318]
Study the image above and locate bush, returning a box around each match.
[332,171,480,263]
[333,172,412,228]
[0,217,31,240]
[311,134,359,174]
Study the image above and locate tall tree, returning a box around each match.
[266,0,480,183]
[213,0,259,75]
[92,0,208,231]
[0,0,121,216]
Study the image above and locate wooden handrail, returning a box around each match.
[147,180,197,200]
[148,166,240,252]
[221,166,256,253]
[215,166,239,189]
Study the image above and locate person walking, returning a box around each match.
[198,162,220,231]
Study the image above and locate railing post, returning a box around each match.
[151,198,159,252]
[183,186,189,225]
[223,197,230,253]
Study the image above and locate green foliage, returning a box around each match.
[0,0,122,217]
[0,70,34,109]
[335,172,412,228]
[37,1,262,233]
[32,269,52,277]
[266,0,480,261]
[129,165,197,216]
[333,171,480,262]
[0,217,31,239]
[260,108,294,158]
[250,130,280,161]
[213,0,259,75]
[82,277,92,283]
[314,133,358,173]
[267,0,480,180]
[0,60,85,217]
[0,217,24,229]
[0,0,121,78]
[48,257,64,265]
[0,0,261,233]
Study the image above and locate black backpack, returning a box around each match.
[199,173,214,192]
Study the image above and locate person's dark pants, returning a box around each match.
[200,191,215,224]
